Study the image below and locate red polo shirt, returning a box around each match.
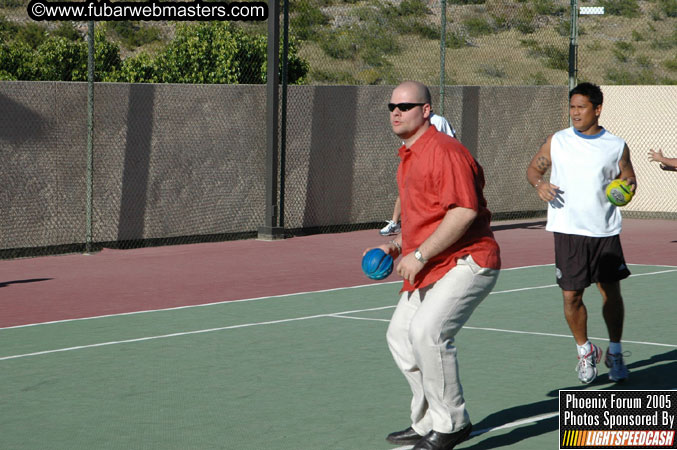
[397,126,501,292]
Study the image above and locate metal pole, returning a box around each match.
[279,0,288,229]
[439,0,447,116]
[85,20,95,254]
[568,0,578,93]
[258,0,284,240]
[568,0,578,127]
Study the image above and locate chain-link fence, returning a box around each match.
[575,0,677,85]
[3,1,675,86]
[295,0,572,87]
[1,0,676,258]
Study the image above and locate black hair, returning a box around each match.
[569,82,603,107]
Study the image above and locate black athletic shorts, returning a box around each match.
[553,232,631,291]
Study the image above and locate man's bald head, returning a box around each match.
[389,81,432,146]
[393,81,432,106]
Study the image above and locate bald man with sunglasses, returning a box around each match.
[367,81,501,450]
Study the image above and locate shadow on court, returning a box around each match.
[544,349,677,392]
[466,398,558,449]
[464,349,676,449]
[464,417,559,450]
[0,278,52,288]
[490,220,546,232]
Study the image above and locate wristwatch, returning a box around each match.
[414,248,427,264]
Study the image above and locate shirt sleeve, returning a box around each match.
[435,143,479,211]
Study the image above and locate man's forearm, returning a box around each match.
[417,207,477,261]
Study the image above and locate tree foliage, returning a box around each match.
[0,20,308,84]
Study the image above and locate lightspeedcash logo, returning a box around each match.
[562,430,675,447]
[560,391,677,449]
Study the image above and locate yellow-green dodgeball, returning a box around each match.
[605,179,634,207]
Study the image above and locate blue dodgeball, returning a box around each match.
[362,248,393,280]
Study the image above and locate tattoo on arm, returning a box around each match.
[536,156,550,171]
[619,159,634,171]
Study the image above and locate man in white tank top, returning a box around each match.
[526,82,637,385]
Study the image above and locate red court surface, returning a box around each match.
[1,218,674,328]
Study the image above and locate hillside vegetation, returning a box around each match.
[1,0,675,84]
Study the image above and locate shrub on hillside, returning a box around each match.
[664,56,677,72]
[520,38,567,71]
[105,21,162,49]
[290,0,330,41]
[0,29,120,81]
[110,22,308,84]
[599,0,641,18]
[658,0,677,18]
[0,41,34,80]
[52,22,82,41]
[463,17,494,36]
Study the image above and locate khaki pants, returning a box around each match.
[386,255,499,434]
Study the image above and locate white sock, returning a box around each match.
[608,342,622,355]
[577,341,592,356]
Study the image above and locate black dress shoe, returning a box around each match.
[386,426,424,445]
[413,423,472,450]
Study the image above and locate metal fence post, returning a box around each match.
[439,0,447,116]
[280,0,289,229]
[259,0,285,240]
[568,0,578,92]
[85,21,95,254]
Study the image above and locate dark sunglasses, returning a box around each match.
[388,102,426,112]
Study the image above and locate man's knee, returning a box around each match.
[386,319,405,350]
[562,289,585,306]
[598,282,623,304]
[408,321,439,349]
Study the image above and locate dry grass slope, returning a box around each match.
[1,0,675,85]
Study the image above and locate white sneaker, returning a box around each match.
[605,350,629,382]
[576,344,603,384]
[379,220,401,236]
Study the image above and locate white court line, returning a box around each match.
[1,267,675,361]
[4,300,676,362]
[0,280,402,330]
[490,268,677,295]
[471,412,560,435]
[327,314,389,323]
[3,264,673,330]
[0,263,558,330]
[461,326,677,348]
[0,305,395,361]
[329,316,677,348]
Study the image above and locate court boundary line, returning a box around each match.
[330,315,677,348]
[3,294,676,361]
[3,264,675,331]
[0,305,395,361]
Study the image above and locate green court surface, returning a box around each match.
[2,264,676,450]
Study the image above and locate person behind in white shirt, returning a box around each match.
[380,113,457,236]
[526,82,637,385]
